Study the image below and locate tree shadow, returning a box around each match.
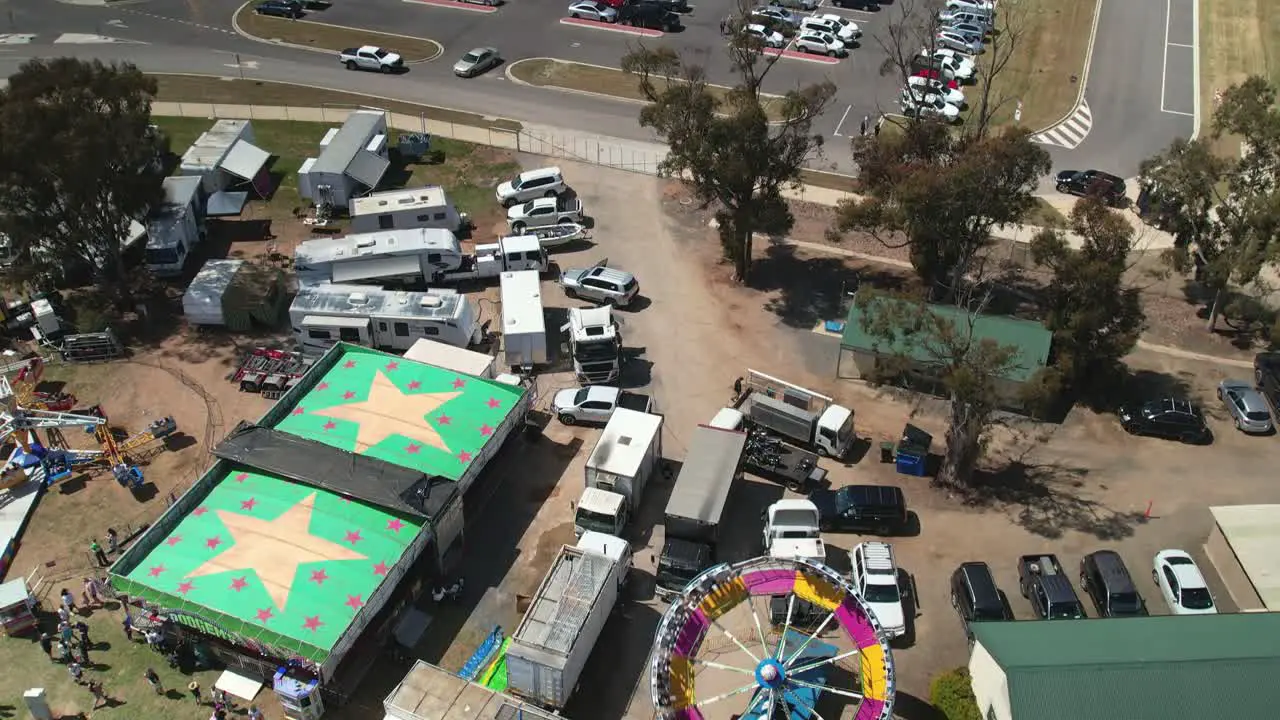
[1075,366,1196,414]
[964,459,1145,540]
[893,690,947,720]
[751,242,909,329]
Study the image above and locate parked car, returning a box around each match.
[809,485,908,534]
[550,385,652,424]
[633,0,688,11]
[567,0,618,22]
[453,47,501,78]
[939,10,993,28]
[1017,554,1086,620]
[743,23,787,48]
[255,0,303,18]
[817,14,861,41]
[1152,550,1217,615]
[750,6,801,28]
[769,0,818,10]
[794,30,846,57]
[931,48,977,76]
[913,52,976,83]
[1054,169,1127,204]
[1079,551,1147,618]
[830,0,877,8]
[799,16,858,46]
[907,76,965,107]
[1217,379,1273,433]
[912,69,959,89]
[900,91,960,122]
[620,2,681,30]
[945,0,996,13]
[936,30,983,54]
[850,542,907,638]
[950,562,1012,642]
[561,260,640,307]
[1118,398,1211,443]
[495,166,567,207]
[339,46,404,73]
[945,21,990,39]
[508,196,585,233]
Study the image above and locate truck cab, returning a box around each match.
[735,369,855,458]
[655,537,711,601]
[575,486,628,538]
[762,499,825,565]
[565,306,622,383]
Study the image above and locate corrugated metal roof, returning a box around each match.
[973,614,1280,720]
[310,111,384,175]
[1210,504,1280,608]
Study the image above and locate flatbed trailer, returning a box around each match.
[745,443,828,492]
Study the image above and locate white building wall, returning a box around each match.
[969,641,1013,720]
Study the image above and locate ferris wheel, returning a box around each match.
[650,556,896,720]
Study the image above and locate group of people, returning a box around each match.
[89,527,120,567]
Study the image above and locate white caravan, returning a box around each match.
[500,270,547,369]
[293,228,464,288]
[289,283,481,355]
[348,186,466,234]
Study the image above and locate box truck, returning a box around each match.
[574,408,663,538]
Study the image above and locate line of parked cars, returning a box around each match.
[745,6,862,58]
[567,0,684,31]
[897,0,992,122]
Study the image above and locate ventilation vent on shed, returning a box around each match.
[619,436,633,446]
[420,295,444,308]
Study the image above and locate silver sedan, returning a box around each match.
[453,47,501,78]
[1217,379,1273,433]
[567,0,617,22]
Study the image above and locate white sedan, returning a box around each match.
[900,91,960,122]
[931,48,977,77]
[818,14,861,40]
[1152,550,1218,615]
[744,23,786,48]
[907,76,965,107]
[567,0,617,22]
[795,30,846,57]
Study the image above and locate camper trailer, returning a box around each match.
[177,119,270,198]
[500,270,547,369]
[293,228,464,288]
[297,110,390,211]
[289,284,481,356]
[145,176,206,278]
[349,186,466,234]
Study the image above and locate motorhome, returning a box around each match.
[289,283,481,355]
[566,306,621,383]
[145,176,205,278]
[500,270,547,369]
[293,228,463,288]
[348,186,466,234]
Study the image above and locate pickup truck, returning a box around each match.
[508,196,585,234]
[339,45,404,73]
[743,437,828,491]
[550,385,652,425]
[1017,554,1086,620]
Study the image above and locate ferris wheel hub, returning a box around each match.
[755,658,786,689]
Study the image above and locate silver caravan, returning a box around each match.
[348,186,466,234]
[296,110,390,211]
[293,228,464,288]
[289,283,481,355]
[145,176,205,278]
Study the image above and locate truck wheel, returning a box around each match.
[382,64,394,73]
[346,61,358,70]
[512,222,526,234]
[557,216,574,225]
[544,190,558,198]
[817,446,830,457]
[564,287,578,299]
[786,479,801,491]
[559,413,576,425]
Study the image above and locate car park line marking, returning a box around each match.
[1161,0,1177,115]
[832,104,853,137]
[762,44,841,64]
[560,17,664,37]
[403,0,499,14]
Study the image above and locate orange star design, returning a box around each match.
[309,370,461,453]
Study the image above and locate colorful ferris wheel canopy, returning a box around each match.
[650,556,895,720]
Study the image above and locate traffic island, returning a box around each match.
[233,4,443,63]
[506,58,791,123]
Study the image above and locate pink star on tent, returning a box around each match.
[177,581,195,595]
[373,561,390,576]
[317,382,329,391]
[192,507,208,517]
[458,450,473,464]
[292,407,306,416]
[206,536,222,550]
[452,377,466,389]
[343,360,357,369]
[343,391,356,400]
[437,414,452,425]
[387,518,404,533]
[234,473,249,483]
[405,443,421,454]
[230,577,248,592]
[148,564,166,577]
[408,380,421,390]
[303,616,324,632]
[386,361,399,371]
[256,608,274,623]
[345,530,363,545]
[479,424,494,437]
[487,397,501,409]
[310,569,329,585]
[323,421,337,431]
[345,595,364,611]
[241,498,258,512]
[165,535,183,547]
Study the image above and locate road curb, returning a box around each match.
[559,17,664,37]
[230,2,444,64]
[404,0,500,14]
[1031,0,1103,136]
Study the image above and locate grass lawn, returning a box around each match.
[151,116,519,232]
[507,58,790,122]
[235,7,442,63]
[977,0,1099,131]
[152,75,521,133]
[1198,0,1279,157]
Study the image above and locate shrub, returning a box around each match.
[930,666,982,720]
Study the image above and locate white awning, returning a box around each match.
[301,315,369,329]
[331,255,422,284]
[345,150,389,189]
[219,139,270,182]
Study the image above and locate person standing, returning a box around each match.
[77,641,92,665]
[59,621,74,645]
[84,577,102,606]
[247,706,264,720]
[60,588,76,615]
[88,680,113,709]
[859,114,869,136]
[57,604,69,624]
[188,680,203,704]
[68,661,84,684]
[106,528,119,555]
[144,667,163,695]
[122,614,135,642]
[75,621,91,649]
[38,632,53,658]
[90,540,109,567]
[57,640,72,664]
[875,113,885,137]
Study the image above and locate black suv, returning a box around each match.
[1118,398,1211,443]
[950,562,1012,641]
[1079,551,1147,618]
[619,3,682,30]
[1055,169,1127,205]
[255,0,304,18]
[809,485,908,534]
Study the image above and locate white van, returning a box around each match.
[495,166,567,207]
[944,0,995,17]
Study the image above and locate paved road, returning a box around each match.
[1040,0,1197,179]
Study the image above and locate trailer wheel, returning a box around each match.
[559,413,576,425]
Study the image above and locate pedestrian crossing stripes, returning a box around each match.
[0,34,37,45]
[1034,100,1092,149]
[53,33,143,44]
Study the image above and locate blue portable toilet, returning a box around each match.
[895,423,932,477]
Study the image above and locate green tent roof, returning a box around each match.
[841,300,1052,383]
[972,615,1280,720]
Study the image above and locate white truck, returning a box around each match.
[500,270,547,369]
[506,531,631,711]
[733,369,855,458]
[339,45,404,73]
[762,499,826,566]
[565,306,622,383]
[507,196,585,234]
[574,408,663,538]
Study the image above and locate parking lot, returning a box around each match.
[408,157,1280,718]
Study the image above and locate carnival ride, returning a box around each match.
[650,557,896,720]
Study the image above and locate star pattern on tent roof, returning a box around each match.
[308,370,461,454]
[184,492,368,612]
